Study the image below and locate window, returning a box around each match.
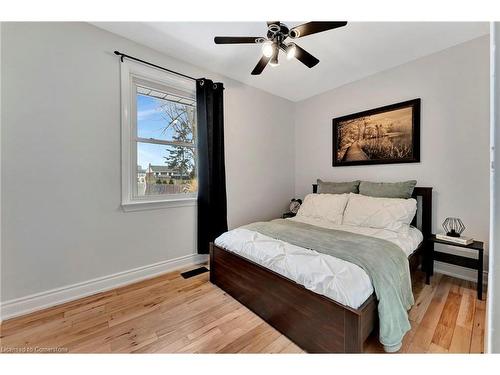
[121,60,197,211]
[135,84,197,197]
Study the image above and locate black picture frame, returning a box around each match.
[332,99,421,167]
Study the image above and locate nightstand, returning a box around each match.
[282,212,296,219]
[427,234,484,300]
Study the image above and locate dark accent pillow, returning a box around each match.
[317,179,360,194]
[359,180,417,199]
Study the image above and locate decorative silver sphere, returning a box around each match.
[442,217,465,237]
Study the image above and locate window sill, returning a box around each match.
[121,197,197,212]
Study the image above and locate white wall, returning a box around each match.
[294,36,490,278]
[0,22,294,305]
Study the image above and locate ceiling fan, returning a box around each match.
[214,21,347,75]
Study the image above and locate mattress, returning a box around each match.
[214,217,423,310]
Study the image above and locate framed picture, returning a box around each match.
[332,99,420,167]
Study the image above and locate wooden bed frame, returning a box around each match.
[210,186,433,353]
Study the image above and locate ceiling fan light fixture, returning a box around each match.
[214,21,347,75]
[262,41,274,58]
[269,51,279,67]
[286,43,296,60]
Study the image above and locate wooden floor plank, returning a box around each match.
[470,299,486,353]
[0,266,486,354]
[449,326,472,353]
[408,274,441,323]
[406,275,453,352]
[216,323,271,353]
[261,335,296,354]
[431,291,462,349]
[456,290,476,330]
[428,343,449,353]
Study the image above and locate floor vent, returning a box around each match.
[181,266,209,279]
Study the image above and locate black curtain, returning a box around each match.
[196,78,228,254]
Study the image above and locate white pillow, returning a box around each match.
[296,193,349,225]
[343,193,417,233]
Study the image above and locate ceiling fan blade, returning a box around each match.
[293,44,319,68]
[251,55,271,75]
[289,21,347,38]
[214,36,262,44]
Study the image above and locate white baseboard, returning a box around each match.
[434,261,488,285]
[0,253,208,321]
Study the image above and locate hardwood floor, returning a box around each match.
[0,265,485,354]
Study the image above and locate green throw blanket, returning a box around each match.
[242,219,414,352]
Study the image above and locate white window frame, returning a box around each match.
[120,59,197,211]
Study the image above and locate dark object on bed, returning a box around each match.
[210,186,432,353]
[332,99,420,167]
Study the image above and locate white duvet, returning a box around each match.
[214,216,423,309]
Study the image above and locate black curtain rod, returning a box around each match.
[114,51,197,82]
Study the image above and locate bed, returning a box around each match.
[209,185,433,353]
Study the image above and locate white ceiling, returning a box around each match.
[93,22,489,102]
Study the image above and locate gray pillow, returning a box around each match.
[359,180,417,199]
[317,179,360,194]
